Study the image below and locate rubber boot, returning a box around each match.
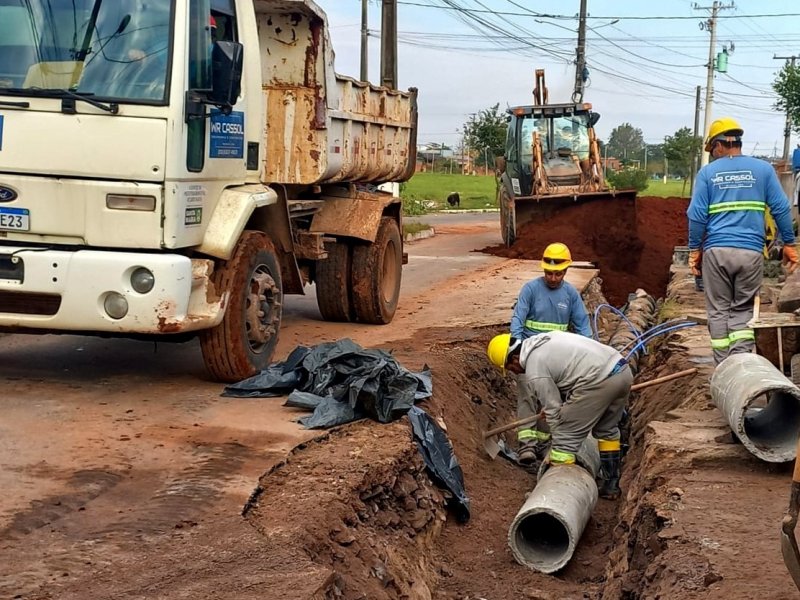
[598,450,622,500]
[517,441,538,466]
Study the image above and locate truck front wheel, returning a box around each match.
[351,217,402,324]
[200,231,283,382]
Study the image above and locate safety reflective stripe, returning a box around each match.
[525,320,568,332]
[517,429,550,442]
[729,329,755,342]
[708,201,765,214]
[549,449,576,464]
[597,438,621,452]
[710,337,731,350]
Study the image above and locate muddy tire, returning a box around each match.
[351,217,402,324]
[499,186,516,246]
[315,240,354,322]
[200,231,283,383]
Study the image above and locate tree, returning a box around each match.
[663,127,702,179]
[606,122,645,163]
[462,104,508,167]
[773,62,800,135]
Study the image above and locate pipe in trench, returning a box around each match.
[605,289,657,375]
[710,353,800,463]
[509,437,600,573]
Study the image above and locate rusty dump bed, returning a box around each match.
[513,189,638,238]
[256,1,417,187]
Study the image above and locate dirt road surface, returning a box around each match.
[0,214,537,599]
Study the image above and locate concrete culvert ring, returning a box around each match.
[510,510,572,572]
[711,353,800,462]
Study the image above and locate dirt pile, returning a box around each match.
[484,196,689,305]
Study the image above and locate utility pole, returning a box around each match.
[690,84,701,195]
[572,0,588,103]
[380,0,398,89]
[774,54,797,162]
[360,0,368,82]
[695,1,734,167]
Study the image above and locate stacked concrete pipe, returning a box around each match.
[711,353,800,463]
[606,289,657,375]
[507,437,600,573]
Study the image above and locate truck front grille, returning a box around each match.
[0,291,61,316]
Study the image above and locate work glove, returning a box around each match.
[783,244,799,274]
[688,249,702,277]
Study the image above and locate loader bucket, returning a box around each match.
[514,189,637,241]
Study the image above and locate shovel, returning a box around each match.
[482,367,698,459]
[781,437,800,591]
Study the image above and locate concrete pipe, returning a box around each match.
[510,437,600,573]
[508,464,598,573]
[710,353,800,463]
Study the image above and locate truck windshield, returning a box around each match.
[0,0,173,103]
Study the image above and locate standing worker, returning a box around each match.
[688,117,799,364]
[487,331,632,500]
[510,242,592,464]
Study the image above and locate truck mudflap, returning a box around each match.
[0,246,225,334]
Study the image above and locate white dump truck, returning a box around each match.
[0,0,417,381]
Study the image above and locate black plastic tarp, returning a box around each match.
[407,406,470,522]
[223,339,432,429]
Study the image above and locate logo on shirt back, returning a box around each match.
[710,170,756,190]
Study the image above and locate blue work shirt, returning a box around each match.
[687,154,795,252]
[510,277,592,340]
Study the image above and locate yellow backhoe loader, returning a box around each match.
[495,69,638,246]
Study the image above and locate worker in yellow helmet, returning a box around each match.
[688,117,799,364]
[510,242,592,465]
[487,331,631,500]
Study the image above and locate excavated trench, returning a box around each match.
[241,197,794,598]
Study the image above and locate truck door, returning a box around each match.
[186,0,246,181]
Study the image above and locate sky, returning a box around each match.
[321,0,800,158]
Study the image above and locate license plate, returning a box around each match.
[0,207,29,231]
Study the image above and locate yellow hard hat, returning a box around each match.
[541,242,572,271]
[704,117,744,152]
[487,333,512,372]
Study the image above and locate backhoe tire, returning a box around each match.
[499,186,516,247]
[315,239,354,322]
[351,217,402,324]
[200,231,283,383]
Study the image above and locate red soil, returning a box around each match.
[484,196,690,305]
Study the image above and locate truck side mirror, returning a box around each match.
[211,41,244,109]
[495,156,506,174]
[588,112,600,127]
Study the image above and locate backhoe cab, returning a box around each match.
[497,69,636,246]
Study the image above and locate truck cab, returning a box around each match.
[0,0,417,381]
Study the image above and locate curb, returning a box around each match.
[431,208,500,214]
[404,228,435,243]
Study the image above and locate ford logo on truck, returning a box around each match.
[0,185,17,202]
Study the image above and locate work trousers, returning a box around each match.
[516,375,549,442]
[703,247,762,365]
[550,366,633,456]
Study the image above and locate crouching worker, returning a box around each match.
[486,331,633,500]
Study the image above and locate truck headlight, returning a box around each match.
[104,292,129,319]
[131,267,155,294]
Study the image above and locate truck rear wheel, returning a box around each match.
[200,231,283,383]
[351,217,402,324]
[499,186,516,246]
[315,239,354,322]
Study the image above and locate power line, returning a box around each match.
[398,2,800,21]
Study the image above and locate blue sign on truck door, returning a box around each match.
[209,110,244,159]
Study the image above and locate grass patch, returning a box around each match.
[644,179,691,198]
[403,173,497,211]
[403,221,432,236]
